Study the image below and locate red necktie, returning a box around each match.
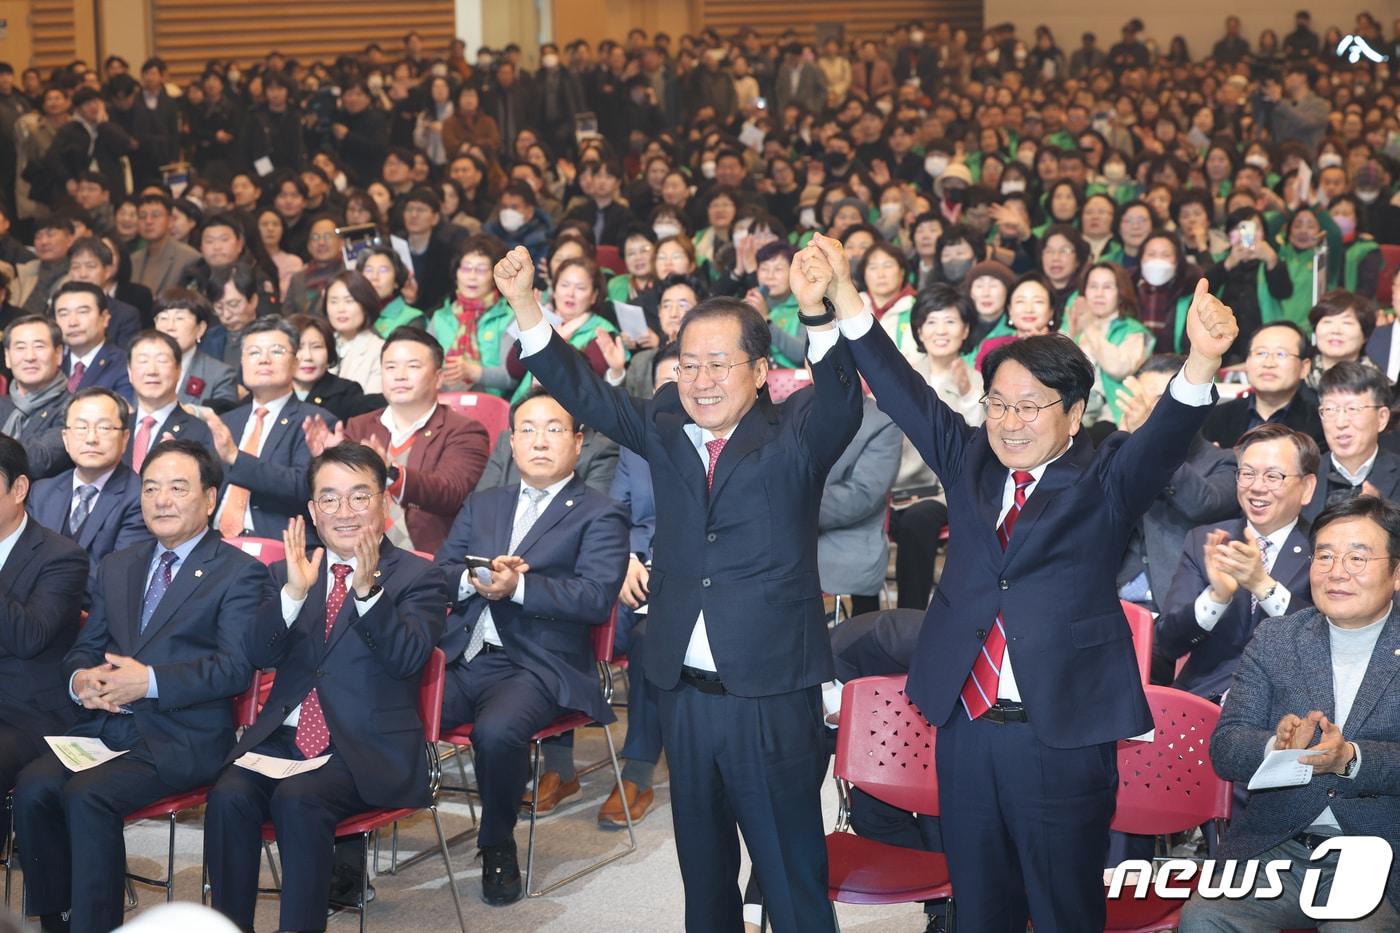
[67,361,86,393]
[961,470,1035,720]
[294,564,353,758]
[132,415,156,473]
[705,437,727,491]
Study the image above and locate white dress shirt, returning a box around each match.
[69,467,117,526]
[279,553,385,726]
[519,315,842,672]
[1195,519,1297,629]
[457,475,571,649]
[214,392,293,533]
[69,342,106,374]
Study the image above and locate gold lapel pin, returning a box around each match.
[313,397,323,405]
[280,418,289,426]
[173,425,182,433]
[194,569,204,578]
[374,569,382,577]
[424,430,433,438]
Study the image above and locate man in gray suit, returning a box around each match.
[774,43,828,115]
[1303,362,1400,524]
[817,394,901,616]
[1179,495,1400,931]
[129,194,199,298]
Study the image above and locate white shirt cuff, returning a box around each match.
[837,312,875,341]
[605,367,626,386]
[1194,587,1229,631]
[518,318,553,357]
[510,574,525,605]
[1258,586,1291,618]
[1341,743,1361,779]
[281,587,307,627]
[458,568,475,602]
[1168,367,1215,406]
[804,326,840,363]
[353,589,385,614]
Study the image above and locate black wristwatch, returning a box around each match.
[797,296,837,327]
[356,584,383,601]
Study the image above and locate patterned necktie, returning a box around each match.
[463,487,549,665]
[218,406,269,538]
[961,470,1035,720]
[132,415,157,472]
[294,563,354,758]
[69,484,98,536]
[67,361,86,393]
[1251,537,1274,616]
[139,550,179,632]
[705,437,727,491]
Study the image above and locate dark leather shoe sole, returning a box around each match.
[481,876,523,906]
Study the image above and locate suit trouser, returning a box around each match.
[0,723,49,844]
[441,652,563,848]
[935,710,1117,933]
[615,611,662,765]
[13,719,182,933]
[205,728,370,933]
[658,681,833,933]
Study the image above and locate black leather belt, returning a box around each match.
[980,701,1029,724]
[479,643,506,655]
[1293,832,1339,851]
[679,666,727,695]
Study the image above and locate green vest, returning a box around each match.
[607,274,635,303]
[767,293,803,368]
[1344,240,1380,294]
[510,314,619,403]
[373,296,426,337]
[964,317,1015,366]
[1085,317,1155,421]
[427,296,515,395]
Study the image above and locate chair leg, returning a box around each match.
[430,805,468,933]
[359,831,370,933]
[523,738,543,895]
[164,812,178,901]
[264,840,281,889]
[390,822,399,874]
[125,874,138,908]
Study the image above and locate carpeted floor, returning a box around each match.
[5,714,932,932]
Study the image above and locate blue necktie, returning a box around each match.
[70,484,98,536]
[140,551,179,632]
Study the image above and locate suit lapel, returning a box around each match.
[656,412,706,507]
[77,466,133,548]
[135,532,216,652]
[1341,613,1400,734]
[1001,435,1092,565]
[122,541,157,651]
[515,478,585,557]
[0,521,42,589]
[324,541,393,654]
[405,407,445,474]
[707,399,777,505]
[1272,525,1312,596]
[1299,613,1337,718]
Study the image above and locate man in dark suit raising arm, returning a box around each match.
[821,226,1240,933]
[492,241,863,932]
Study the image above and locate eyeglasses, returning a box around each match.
[1234,467,1302,489]
[513,424,573,438]
[1311,551,1393,575]
[314,491,382,514]
[678,358,756,382]
[1318,404,1384,421]
[308,233,339,243]
[981,396,1063,422]
[243,346,290,361]
[1249,349,1303,363]
[63,423,124,437]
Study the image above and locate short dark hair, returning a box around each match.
[1136,353,1187,377]
[242,316,300,351]
[1250,321,1310,358]
[309,442,387,494]
[1234,423,1321,476]
[676,297,771,370]
[652,342,680,382]
[509,389,578,432]
[136,192,174,213]
[285,314,338,368]
[142,438,224,491]
[382,326,443,368]
[1308,290,1378,339]
[910,283,977,354]
[63,385,130,425]
[151,288,214,326]
[1318,360,1393,408]
[401,186,441,214]
[982,333,1095,414]
[69,235,114,266]
[1309,496,1400,564]
[0,436,30,495]
[2,314,62,348]
[128,328,182,360]
[50,280,109,313]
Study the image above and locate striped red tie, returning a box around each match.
[961,470,1035,720]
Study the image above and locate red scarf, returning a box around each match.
[871,284,916,320]
[449,293,491,360]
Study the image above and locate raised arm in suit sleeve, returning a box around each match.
[1165,448,1240,525]
[819,415,901,530]
[348,561,447,679]
[0,541,86,660]
[222,413,337,514]
[520,503,629,626]
[151,560,268,708]
[843,313,975,489]
[795,330,864,477]
[520,324,650,455]
[1101,373,1216,523]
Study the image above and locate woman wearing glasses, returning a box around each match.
[504,257,620,403]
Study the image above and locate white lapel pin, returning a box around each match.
[374,569,382,578]
[194,569,204,578]
[1293,545,1302,553]
[565,499,574,507]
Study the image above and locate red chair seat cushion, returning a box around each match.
[826,832,952,905]
[127,789,210,822]
[1104,889,1183,933]
[260,808,423,843]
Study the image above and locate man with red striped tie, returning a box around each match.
[822,232,1240,932]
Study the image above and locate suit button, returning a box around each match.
[281,705,291,714]
[315,670,326,678]
[999,579,1009,590]
[702,578,711,588]
[976,628,986,639]
[707,533,717,543]
[1327,788,1336,798]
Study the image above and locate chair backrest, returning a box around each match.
[591,603,619,664]
[437,391,511,449]
[234,672,264,728]
[834,675,939,816]
[418,648,447,744]
[765,368,811,404]
[226,536,286,566]
[1111,684,1232,835]
[1120,599,1154,685]
[595,244,626,275]
[1378,244,1400,306]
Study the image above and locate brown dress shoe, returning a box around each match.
[596,779,654,827]
[522,771,581,814]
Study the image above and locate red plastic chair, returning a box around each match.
[437,391,511,451]
[826,675,953,917]
[224,535,286,565]
[595,244,626,276]
[255,649,465,933]
[1120,600,1154,686]
[765,367,812,403]
[1377,244,1400,306]
[440,605,636,897]
[1103,685,1232,933]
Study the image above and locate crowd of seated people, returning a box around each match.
[0,9,1399,931]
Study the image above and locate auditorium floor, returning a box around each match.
[27,701,928,932]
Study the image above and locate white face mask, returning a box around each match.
[880,202,904,218]
[1140,258,1176,287]
[1000,180,1026,194]
[1103,162,1126,181]
[799,207,817,228]
[430,63,448,78]
[1356,189,1380,203]
[653,222,681,240]
[541,53,560,69]
[498,207,525,232]
[1317,153,1343,169]
[876,99,894,115]
[700,160,717,179]
[1244,153,1270,170]
[924,154,950,177]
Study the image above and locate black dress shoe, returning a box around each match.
[39,913,69,933]
[479,840,522,905]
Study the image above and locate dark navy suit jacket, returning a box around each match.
[0,519,88,736]
[65,531,271,788]
[435,473,629,725]
[849,320,1213,748]
[522,328,863,697]
[29,463,152,581]
[63,343,133,402]
[609,446,656,560]
[217,397,337,538]
[1157,518,1313,698]
[234,542,447,808]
